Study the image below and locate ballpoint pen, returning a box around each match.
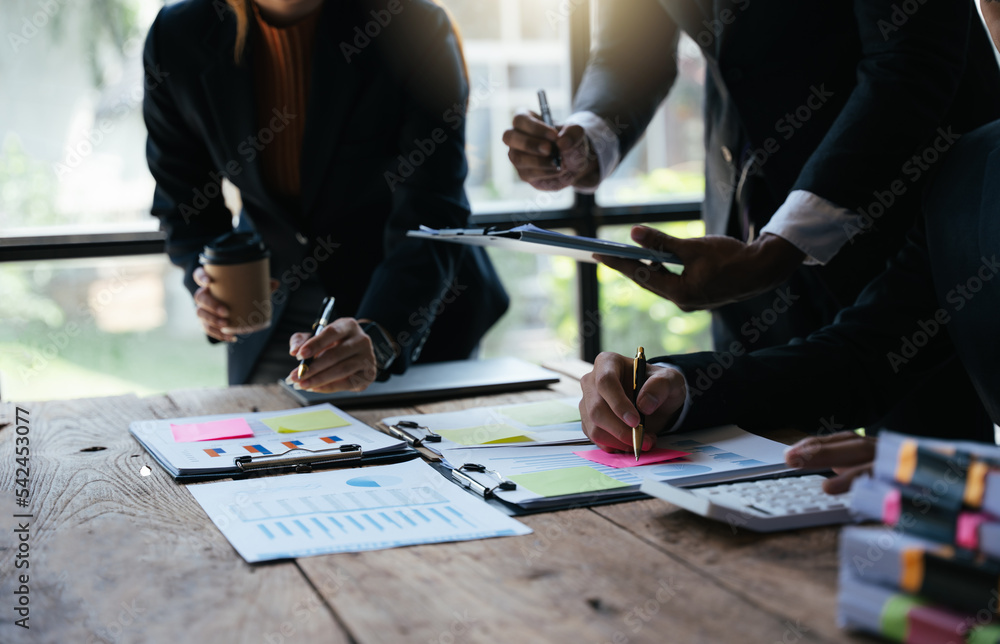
[537,89,563,170]
[632,346,646,461]
[297,296,336,381]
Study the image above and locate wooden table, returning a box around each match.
[0,362,875,644]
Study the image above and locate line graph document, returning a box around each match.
[188,459,532,562]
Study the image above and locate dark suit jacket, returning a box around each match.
[143,0,508,384]
[575,0,1000,316]
[665,120,1000,442]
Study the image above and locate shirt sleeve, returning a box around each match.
[758,190,863,266]
[563,110,622,195]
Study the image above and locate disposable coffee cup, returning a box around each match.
[199,231,272,334]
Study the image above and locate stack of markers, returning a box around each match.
[838,431,1000,643]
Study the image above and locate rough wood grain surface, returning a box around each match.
[0,370,868,643]
[0,393,345,644]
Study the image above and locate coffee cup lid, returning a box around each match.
[200,231,270,265]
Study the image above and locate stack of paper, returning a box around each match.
[383,404,793,512]
[130,404,407,479]
[189,459,532,562]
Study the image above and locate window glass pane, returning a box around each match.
[444,0,574,214]
[1,0,164,234]
[597,221,712,358]
[596,35,706,207]
[480,231,578,364]
[0,256,226,401]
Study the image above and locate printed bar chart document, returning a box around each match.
[381,397,589,454]
[442,425,794,511]
[188,459,532,562]
[130,404,409,480]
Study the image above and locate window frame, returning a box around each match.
[0,0,701,362]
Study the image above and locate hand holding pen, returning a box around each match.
[578,351,689,454]
[501,90,600,192]
[286,297,379,394]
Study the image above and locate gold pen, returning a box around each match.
[632,346,646,461]
[298,296,336,381]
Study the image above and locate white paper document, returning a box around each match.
[442,425,794,510]
[381,397,588,454]
[189,459,532,562]
[129,404,405,478]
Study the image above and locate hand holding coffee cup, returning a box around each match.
[197,232,276,339]
[193,267,236,342]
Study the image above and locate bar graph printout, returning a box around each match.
[188,459,532,562]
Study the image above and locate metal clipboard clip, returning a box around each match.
[386,420,441,447]
[233,443,363,474]
[450,463,517,499]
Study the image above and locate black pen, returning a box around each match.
[298,296,336,381]
[537,89,562,171]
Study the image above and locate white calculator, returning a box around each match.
[640,473,853,532]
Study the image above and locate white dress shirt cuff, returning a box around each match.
[759,190,861,266]
[563,111,622,195]
[654,362,692,434]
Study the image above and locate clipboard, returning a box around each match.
[427,460,648,516]
[408,224,682,265]
[153,442,421,483]
[129,403,418,482]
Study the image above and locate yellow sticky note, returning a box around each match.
[437,424,535,446]
[509,466,629,498]
[261,410,350,434]
[499,401,581,427]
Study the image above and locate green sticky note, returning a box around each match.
[509,466,629,498]
[879,594,925,642]
[499,401,581,427]
[437,424,535,446]
[261,410,350,434]
[968,625,1000,644]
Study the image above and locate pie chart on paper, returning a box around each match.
[346,475,404,488]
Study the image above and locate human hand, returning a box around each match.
[579,352,687,453]
[193,267,279,342]
[595,227,805,312]
[784,431,877,494]
[502,110,599,191]
[193,266,235,342]
[285,318,377,393]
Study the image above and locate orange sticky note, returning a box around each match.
[573,447,690,468]
[171,418,254,443]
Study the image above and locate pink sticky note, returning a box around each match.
[170,418,254,443]
[574,447,690,468]
[882,488,902,525]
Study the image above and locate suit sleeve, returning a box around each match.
[792,0,972,211]
[665,220,955,433]
[353,5,472,373]
[143,10,233,297]
[572,0,680,159]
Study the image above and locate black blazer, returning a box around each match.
[666,120,1000,441]
[575,0,1000,310]
[143,0,508,384]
